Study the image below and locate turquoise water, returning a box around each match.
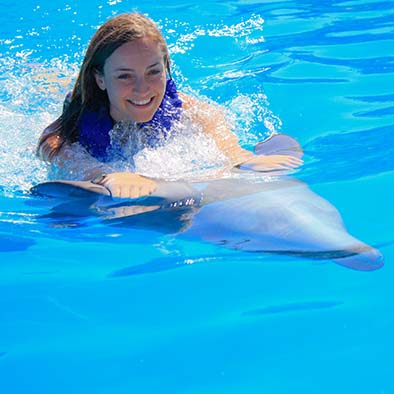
[1,1,393,393]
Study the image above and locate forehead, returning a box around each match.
[105,38,163,70]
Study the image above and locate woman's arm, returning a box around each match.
[50,142,115,180]
[179,93,303,172]
[39,135,157,198]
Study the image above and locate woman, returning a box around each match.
[37,13,302,198]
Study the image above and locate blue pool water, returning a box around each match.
[1,1,393,393]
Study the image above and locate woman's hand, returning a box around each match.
[96,172,158,199]
[238,154,303,172]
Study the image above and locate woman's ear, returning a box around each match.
[94,71,106,91]
[164,55,172,79]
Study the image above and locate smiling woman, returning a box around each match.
[94,39,167,123]
[36,12,303,199]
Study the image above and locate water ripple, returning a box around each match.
[302,124,394,183]
[292,51,394,75]
[347,93,394,103]
[354,106,394,118]
[243,300,344,317]
[0,234,35,252]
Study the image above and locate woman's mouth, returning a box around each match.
[128,97,154,107]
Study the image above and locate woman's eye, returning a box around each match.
[118,74,133,80]
[148,69,161,76]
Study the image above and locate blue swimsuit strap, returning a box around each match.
[78,79,182,161]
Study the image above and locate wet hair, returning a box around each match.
[37,12,171,160]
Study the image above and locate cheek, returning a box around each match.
[155,76,167,99]
[106,80,127,101]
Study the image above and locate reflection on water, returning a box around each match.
[242,300,344,316]
[302,124,394,183]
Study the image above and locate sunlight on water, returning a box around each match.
[167,14,265,55]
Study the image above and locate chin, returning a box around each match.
[132,113,154,123]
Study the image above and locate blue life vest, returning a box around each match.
[77,79,182,161]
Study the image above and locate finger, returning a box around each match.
[275,158,302,168]
[149,181,158,192]
[287,159,304,167]
[120,186,135,199]
[255,164,292,172]
[285,156,302,162]
[140,185,154,196]
[278,162,298,169]
[280,161,298,168]
[288,157,303,165]
[128,186,142,199]
[109,185,122,198]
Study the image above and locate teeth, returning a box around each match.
[130,98,151,105]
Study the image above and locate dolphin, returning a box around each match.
[31,175,383,272]
[181,177,384,271]
[30,134,383,271]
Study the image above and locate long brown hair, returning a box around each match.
[37,12,171,160]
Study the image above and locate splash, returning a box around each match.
[133,122,230,181]
[0,103,49,195]
[166,14,265,55]
[0,52,77,195]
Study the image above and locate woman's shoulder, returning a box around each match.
[178,92,197,110]
[178,92,221,116]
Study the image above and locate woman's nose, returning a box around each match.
[134,76,149,94]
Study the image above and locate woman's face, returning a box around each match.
[94,38,167,123]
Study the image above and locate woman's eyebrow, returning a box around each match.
[114,62,161,72]
[147,62,161,68]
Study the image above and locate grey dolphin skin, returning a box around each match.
[31,176,384,272]
[183,178,384,271]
